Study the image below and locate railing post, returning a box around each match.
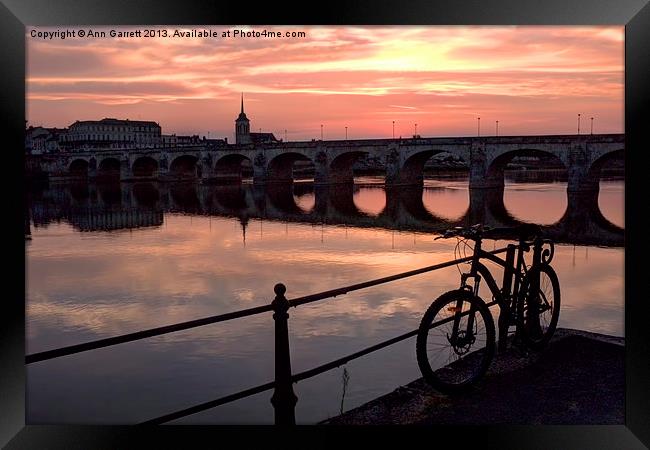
[270,283,298,425]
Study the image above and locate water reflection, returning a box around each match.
[26,174,624,424]
[504,183,567,225]
[353,187,386,217]
[28,176,624,247]
[598,179,624,228]
[422,186,468,222]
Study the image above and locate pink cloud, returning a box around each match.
[26,26,623,139]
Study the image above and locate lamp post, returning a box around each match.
[392,120,395,139]
[285,129,287,142]
[590,117,594,135]
[320,124,323,140]
[477,117,480,137]
[577,114,581,134]
[345,126,348,140]
[414,123,417,137]
[496,120,499,137]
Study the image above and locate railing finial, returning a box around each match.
[274,283,287,297]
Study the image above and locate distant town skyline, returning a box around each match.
[27,26,623,140]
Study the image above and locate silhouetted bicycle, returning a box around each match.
[416,223,560,394]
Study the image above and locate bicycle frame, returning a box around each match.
[457,234,549,351]
[418,227,558,392]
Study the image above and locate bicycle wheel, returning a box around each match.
[416,289,496,394]
[517,265,561,350]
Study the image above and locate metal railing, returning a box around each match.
[26,247,508,425]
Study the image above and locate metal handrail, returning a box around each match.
[26,248,507,365]
[289,250,507,308]
[25,303,273,364]
[26,247,509,424]
[291,299,498,383]
[140,380,277,425]
[140,299,498,424]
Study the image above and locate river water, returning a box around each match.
[25,173,624,424]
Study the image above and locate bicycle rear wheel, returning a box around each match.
[416,289,496,394]
[517,265,561,350]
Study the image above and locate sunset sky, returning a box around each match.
[26,26,624,141]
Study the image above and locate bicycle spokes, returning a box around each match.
[446,328,477,355]
[417,292,495,391]
[518,266,560,349]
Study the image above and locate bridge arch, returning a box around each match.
[587,149,624,181]
[485,149,567,189]
[484,149,568,225]
[214,154,253,184]
[132,156,159,178]
[68,158,89,177]
[97,157,121,180]
[400,149,468,186]
[169,155,200,180]
[329,151,371,184]
[267,152,314,184]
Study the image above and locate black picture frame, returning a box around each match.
[2,0,649,448]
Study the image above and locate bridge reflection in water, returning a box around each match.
[27,179,623,247]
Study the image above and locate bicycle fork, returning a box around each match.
[448,273,481,350]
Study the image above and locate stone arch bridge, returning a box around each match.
[36,134,623,194]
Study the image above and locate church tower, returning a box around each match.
[235,93,251,145]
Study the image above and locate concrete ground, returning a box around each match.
[321,328,624,425]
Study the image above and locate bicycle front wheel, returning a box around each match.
[416,289,496,394]
[517,265,561,350]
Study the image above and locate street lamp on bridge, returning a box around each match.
[477,117,481,137]
[414,123,417,137]
[392,120,395,139]
[345,126,348,140]
[320,124,323,140]
[591,117,594,135]
[496,120,499,137]
[577,114,581,134]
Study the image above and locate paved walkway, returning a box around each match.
[322,328,624,425]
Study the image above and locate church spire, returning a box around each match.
[235,92,251,144]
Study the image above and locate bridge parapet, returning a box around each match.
[28,134,623,190]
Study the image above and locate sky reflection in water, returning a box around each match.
[26,179,624,424]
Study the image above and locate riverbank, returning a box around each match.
[321,328,624,425]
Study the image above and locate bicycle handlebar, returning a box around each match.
[484,224,542,240]
[437,224,543,241]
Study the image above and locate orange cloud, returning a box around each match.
[26,26,623,140]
